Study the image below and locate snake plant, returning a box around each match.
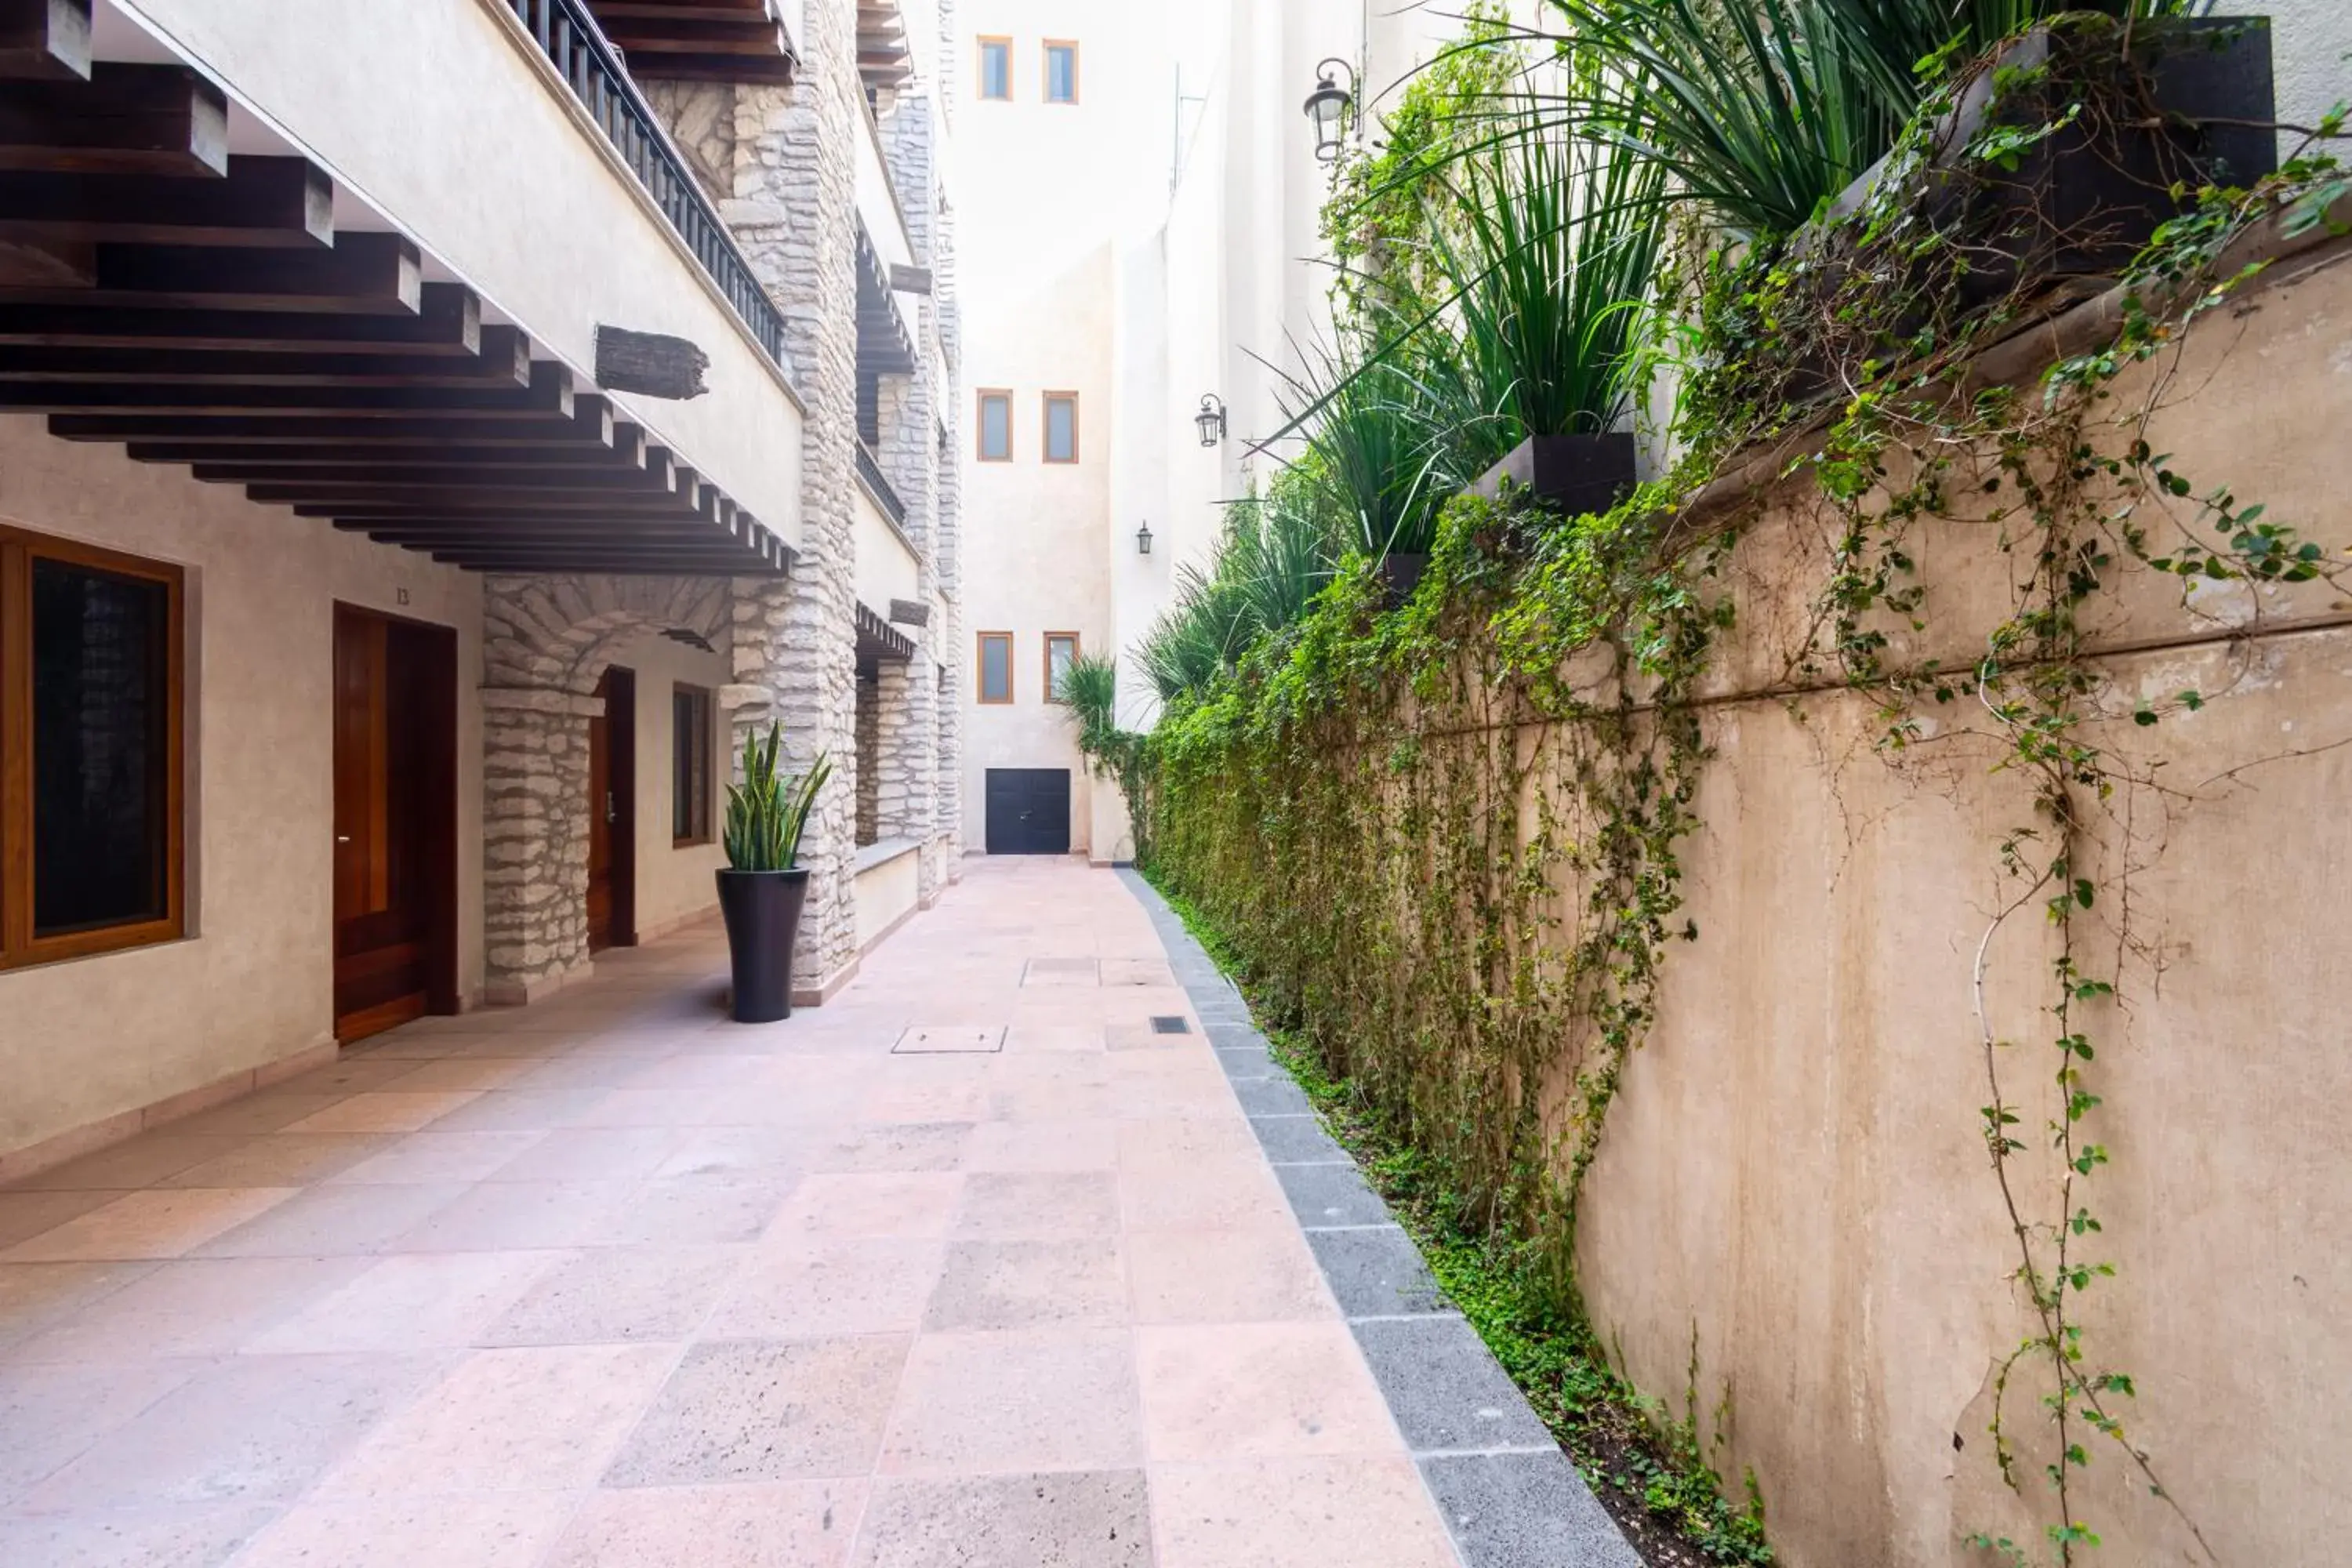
[723,721,831,873]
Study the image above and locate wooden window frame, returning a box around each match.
[1042,391,1080,465]
[976,631,1014,706]
[1043,40,1080,103]
[671,682,714,848]
[977,35,1013,101]
[0,524,187,973]
[1043,632,1080,705]
[976,388,1013,463]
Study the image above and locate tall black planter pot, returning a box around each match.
[716,866,809,1024]
[1472,432,1639,518]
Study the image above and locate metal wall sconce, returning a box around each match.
[1304,58,1356,163]
[1136,521,1154,557]
[1194,394,1228,448]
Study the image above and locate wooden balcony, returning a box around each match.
[582,0,798,86]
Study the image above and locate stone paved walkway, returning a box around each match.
[0,858,1490,1567]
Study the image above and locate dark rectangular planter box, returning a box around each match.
[1471,432,1638,519]
[1935,16,2277,305]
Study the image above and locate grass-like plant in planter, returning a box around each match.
[1137,477,1338,702]
[715,721,831,1023]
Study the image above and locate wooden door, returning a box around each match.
[586,664,635,952]
[332,605,456,1042]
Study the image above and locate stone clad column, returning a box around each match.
[480,688,598,1003]
[721,0,864,998]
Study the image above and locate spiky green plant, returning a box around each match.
[723,722,831,873]
[1059,652,1121,744]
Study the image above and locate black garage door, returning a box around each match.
[985,768,1071,855]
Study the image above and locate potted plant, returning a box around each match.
[716,721,831,1023]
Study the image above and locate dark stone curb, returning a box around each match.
[1116,869,1642,1568]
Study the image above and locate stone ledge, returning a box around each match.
[853,836,922,875]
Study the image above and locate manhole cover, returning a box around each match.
[892,1025,1007,1054]
[1149,1016,1190,1035]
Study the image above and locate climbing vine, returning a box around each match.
[1091,17,2347,1565]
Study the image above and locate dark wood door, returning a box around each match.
[985,768,1072,855]
[332,604,456,1042]
[586,664,635,952]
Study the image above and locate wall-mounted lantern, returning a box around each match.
[1303,58,1356,164]
[1136,521,1155,557]
[1194,394,1228,448]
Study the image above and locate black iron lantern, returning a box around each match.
[1303,58,1355,163]
[1136,521,1154,557]
[1194,394,1227,448]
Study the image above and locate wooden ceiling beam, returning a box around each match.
[48,397,619,448]
[0,230,423,314]
[0,0,91,82]
[0,281,481,354]
[0,156,332,249]
[0,325,532,389]
[0,358,571,416]
[0,62,226,176]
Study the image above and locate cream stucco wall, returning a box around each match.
[854,844,922,949]
[0,419,487,1163]
[613,630,733,942]
[106,0,806,546]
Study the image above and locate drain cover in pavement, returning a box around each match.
[1149,1016,1191,1035]
[892,1025,1007,1054]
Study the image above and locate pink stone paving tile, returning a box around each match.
[230,1493,582,1568]
[4,1256,371,1363]
[0,1187,299,1262]
[999,1023,1106,1053]
[588,1173,794,1246]
[383,1181,638,1253]
[920,1238,1127,1332]
[655,1125,816,1181]
[156,1133,397,1189]
[23,1351,445,1511]
[877,1328,1142,1475]
[0,1503,277,1566]
[950,1171,1122,1239]
[408,1087,612,1134]
[1151,1456,1461,1568]
[1119,1154,1290,1232]
[480,1127,684,1184]
[326,1131,551,1185]
[1116,1116,1261,1168]
[703,1239,946,1338]
[299,1058,435,1094]
[282,1091,485,1135]
[484,1243,750,1345]
[368,1056,542,1094]
[1137,1323,1401,1461]
[187,1181,474,1258]
[1127,1228,1338,1325]
[601,1337,910,1488]
[0,1356,210,1504]
[0,1188,120,1249]
[241,1251,561,1352]
[168,1091,356,1137]
[0,1258,158,1353]
[812,1122,973,1174]
[544,1480,866,1567]
[964,1118,1118,1172]
[9,1132,238,1191]
[856,1070,995,1125]
[847,1471,1153,1568]
[1099,959,1178,988]
[770,1173,964,1240]
[311,1344,679,1499]
[1111,1058,1240,1117]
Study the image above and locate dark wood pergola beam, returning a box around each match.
[48,398,620,447]
[1,230,424,314]
[0,62,226,176]
[0,282,482,355]
[0,325,533,388]
[0,358,573,416]
[0,0,93,83]
[0,156,332,249]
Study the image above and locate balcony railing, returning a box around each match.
[506,0,789,369]
[855,439,908,528]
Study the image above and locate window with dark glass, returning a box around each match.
[979,38,1011,100]
[1,526,183,970]
[978,632,1014,704]
[672,684,713,845]
[1044,42,1078,103]
[1044,392,1078,463]
[978,390,1012,461]
[1044,633,1080,703]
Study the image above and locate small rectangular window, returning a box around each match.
[2,525,185,971]
[978,632,1014,704]
[1044,633,1080,703]
[977,390,1012,462]
[672,684,713,845]
[1044,42,1079,103]
[1043,392,1078,464]
[978,37,1011,100]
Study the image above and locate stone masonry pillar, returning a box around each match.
[722,0,864,998]
[480,689,597,1002]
